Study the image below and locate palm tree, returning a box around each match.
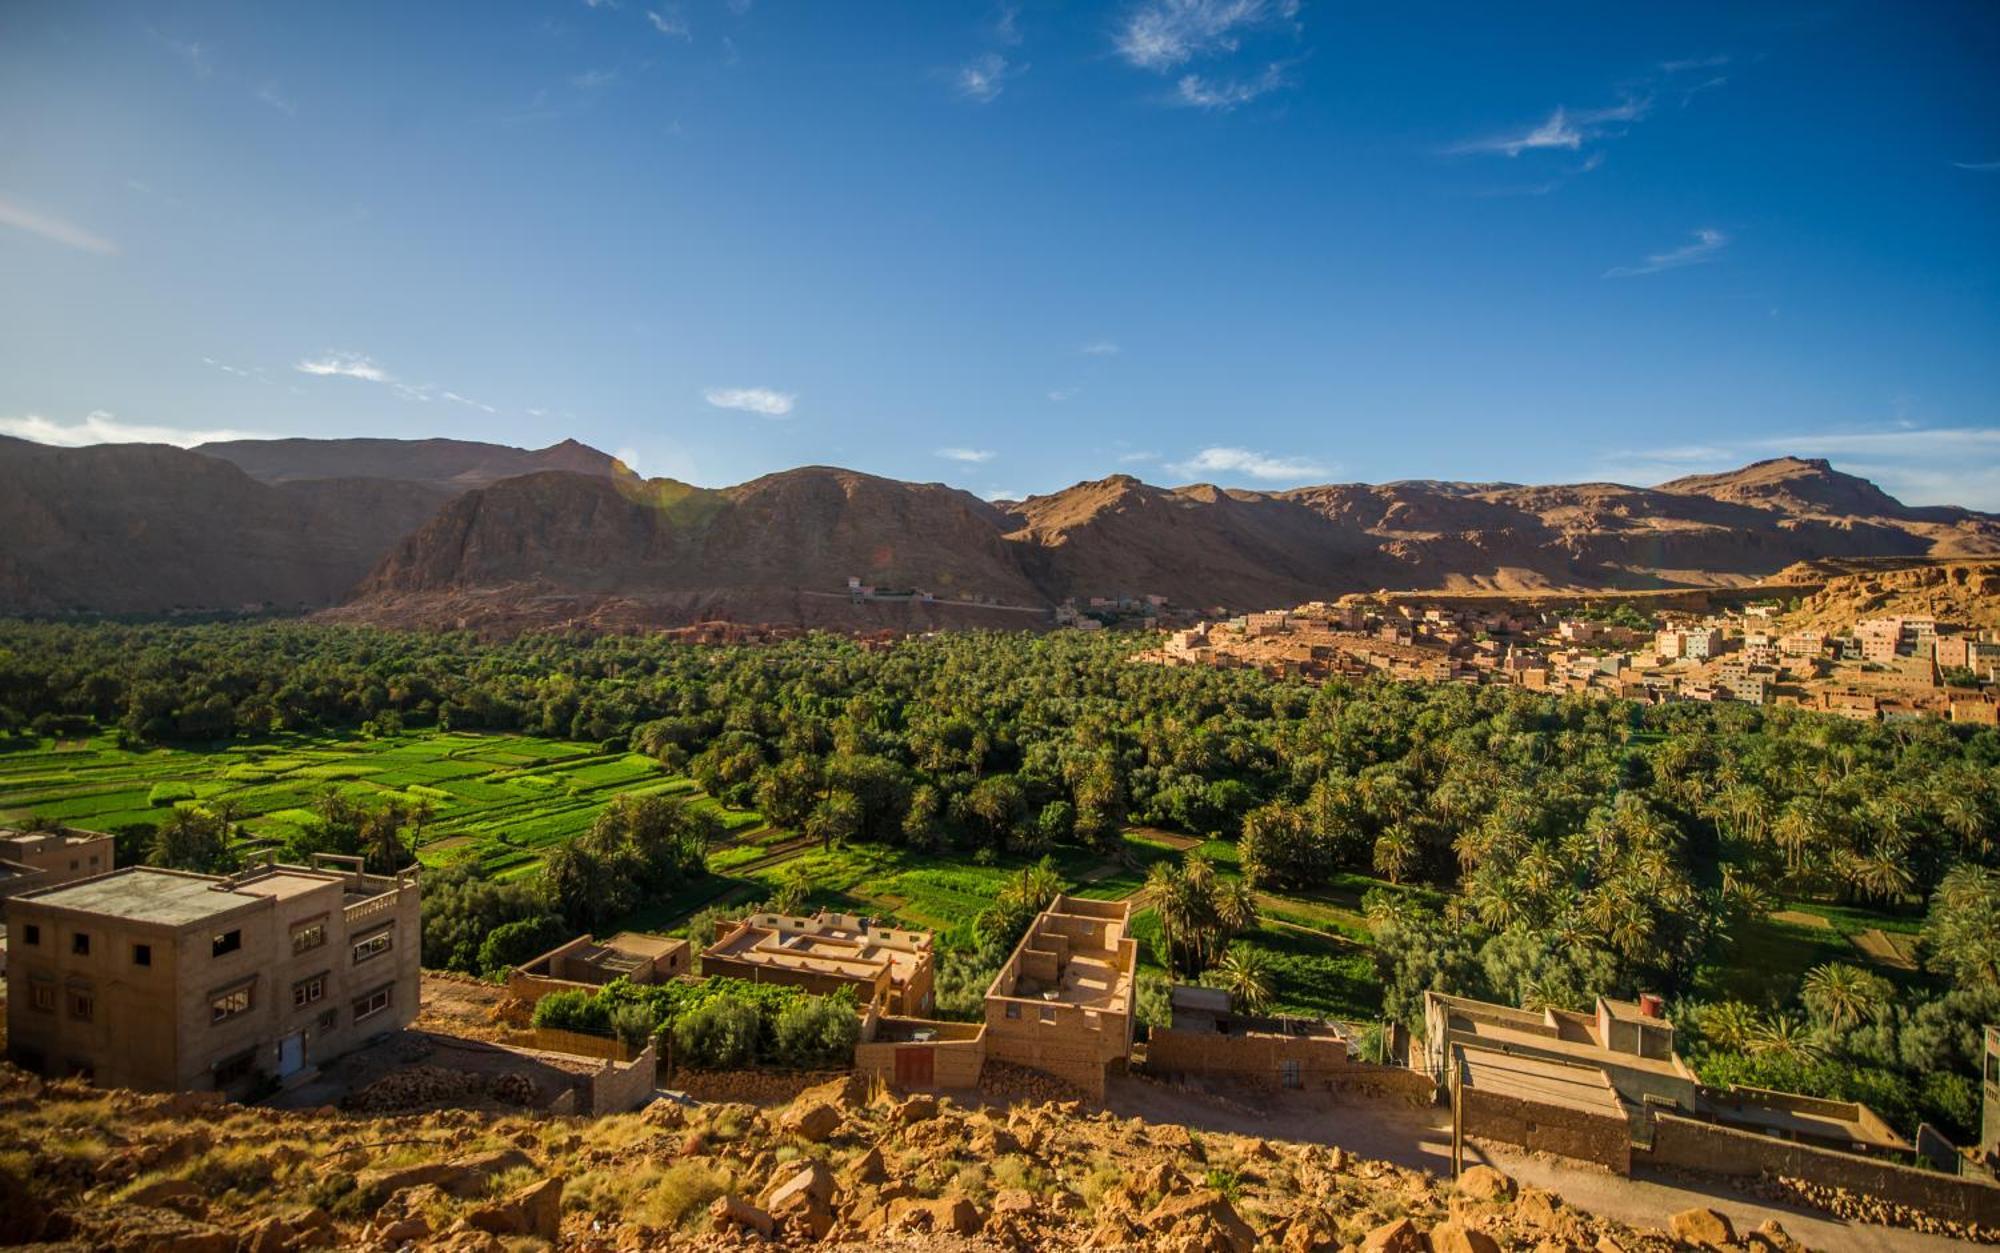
[1213,945,1274,1014]
[1699,1000,1761,1052]
[1799,962,1888,1032]
[1749,1013,1824,1064]
[1372,824,1419,885]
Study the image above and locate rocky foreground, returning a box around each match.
[0,1063,1811,1252]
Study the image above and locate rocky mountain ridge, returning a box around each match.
[2,434,1994,626]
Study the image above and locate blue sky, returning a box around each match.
[3,1,1998,506]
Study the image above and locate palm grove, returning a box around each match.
[1,620,1996,1137]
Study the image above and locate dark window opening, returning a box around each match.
[133,943,152,967]
[212,929,242,958]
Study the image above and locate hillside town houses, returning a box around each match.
[1148,597,2000,723]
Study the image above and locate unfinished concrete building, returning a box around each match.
[5,854,420,1094]
[508,931,690,1006]
[982,895,1136,1100]
[702,910,935,1015]
[1145,985,1357,1093]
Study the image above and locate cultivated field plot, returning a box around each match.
[0,732,750,879]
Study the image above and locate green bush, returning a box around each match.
[772,989,861,1067]
[477,915,569,975]
[674,995,762,1068]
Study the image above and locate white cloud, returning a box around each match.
[1114,0,1298,72]
[937,447,996,463]
[1117,450,1161,463]
[956,53,1019,103]
[1450,96,1651,157]
[1954,160,2000,172]
[256,83,295,116]
[441,390,498,415]
[1168,445,1330,483]
[1080,339,1120,355]
[571,68,618,89]
[295,352,392,382]
[1660,54,1730,73]
[0,410,271,449]
[1047,388,1078,402]
[704,386,795,417]
[1175,61,1288,110]
[647,9,690,38]
[1603,227,1729,278]
[983,487,1022,501]
[0,196,117,255]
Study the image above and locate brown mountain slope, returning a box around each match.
[334,455,2000,631]
[194,436,617,490]
[0,438,444,615]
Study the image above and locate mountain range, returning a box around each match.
[2,434,1994,630]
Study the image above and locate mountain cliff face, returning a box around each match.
[3,435,1995,627]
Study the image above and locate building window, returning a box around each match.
[210,983,254,1024]
[352,927,393,965]
[293,973,327,1009]
[29,980,57,1013]
[212,929,243,958]
[1004,1003,1021,1020]
[317,1008,339,1034]
[69,989,95,1022]
[1039,1006,1056,1023]
[291,921,327,955]
[1280,1059,1302,1090]
[21,923,38,946]
[71,932,91,956]
[353,984,393,1022]
[132,943,152,967]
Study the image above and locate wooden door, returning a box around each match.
[894,1046,934,1088]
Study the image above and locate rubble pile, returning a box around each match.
[343,1065,539,1114]
[1763,1173,1995,1243]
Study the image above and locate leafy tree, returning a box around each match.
[477,914,570,975]
[673,995,763,1068]
[149,808,236,874]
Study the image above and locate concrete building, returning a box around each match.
[0,827,114,905]
[702,910,935,1015]
[5,854,420,1093]
[1146,986,1355,1093]
[1419,991,1696,1116]
[508,931,690,1006]
[983,895,1136,1100]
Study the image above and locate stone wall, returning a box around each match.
[1145,1028,1352,1090]
[1460,1087,1632,1174]
[1334,1062,1442,1103]
[665,1067,854,1106]
[531,1025,638,1063]
[854,1032,986,1091]
[1641,1113,2000,1226]
[588,1042,657,1115]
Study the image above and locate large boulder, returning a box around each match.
[764,1162,838,1240]
[466,1176,564,1242]
[1669,1207,1736,1247]
[1456,1165,1516,1203]
[1363,1216,1428,1253]
[1431,1221,1503,1253]
[1140,1188,1256,1253]
[709,1193,775,1238]
[782,1101,843,1143]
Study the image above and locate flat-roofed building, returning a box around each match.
[0,827,114,897]
[702,910,934,1015]
[508,931,690,1005]
[5,854,419,1093]
[982,894,1136,1100]
[1419,991,1697,1114]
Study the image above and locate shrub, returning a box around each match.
[476,915,569,975]
[610,1003,660,1051]
[673,995,762,1068]
[771,990,861,1067]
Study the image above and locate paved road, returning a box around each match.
[1102,1075,1968,1253]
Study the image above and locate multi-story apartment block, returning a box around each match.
[1681,628,1725,661]
[4,853,420,1093]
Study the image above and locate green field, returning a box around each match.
[0,731,1399,1023]
[0,732,745,879]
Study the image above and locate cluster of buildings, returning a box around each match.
[1146,597,2000,724]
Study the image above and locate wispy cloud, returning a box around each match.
[1080,339,1120,356]
[647,9,690,38]
[1175,61,1288,110]
[295,352,391,383]
[1449,97,1649,157]
[1660,53,1731,73]
[993,3,1022,44]
[936,447,996,463]
[571,68,618,90]
[704,386,795,417]
[956,53,1021,103]
[0,196,117,255]
[1117,450,1161,464]
[440,390,498,415]
[983,487,1022,501]
[156,32,213,78]
[1047,388,1079,402]
[1168,445,1330,483]
[1954,160,2000,172]
[255,83,295,116]
[1603,227,1729,278]
[0,410,270,449]
[1115,0,1299,71]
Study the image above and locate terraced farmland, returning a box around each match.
[0,732,759,879]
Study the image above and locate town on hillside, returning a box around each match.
[1143,598,2000,725]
